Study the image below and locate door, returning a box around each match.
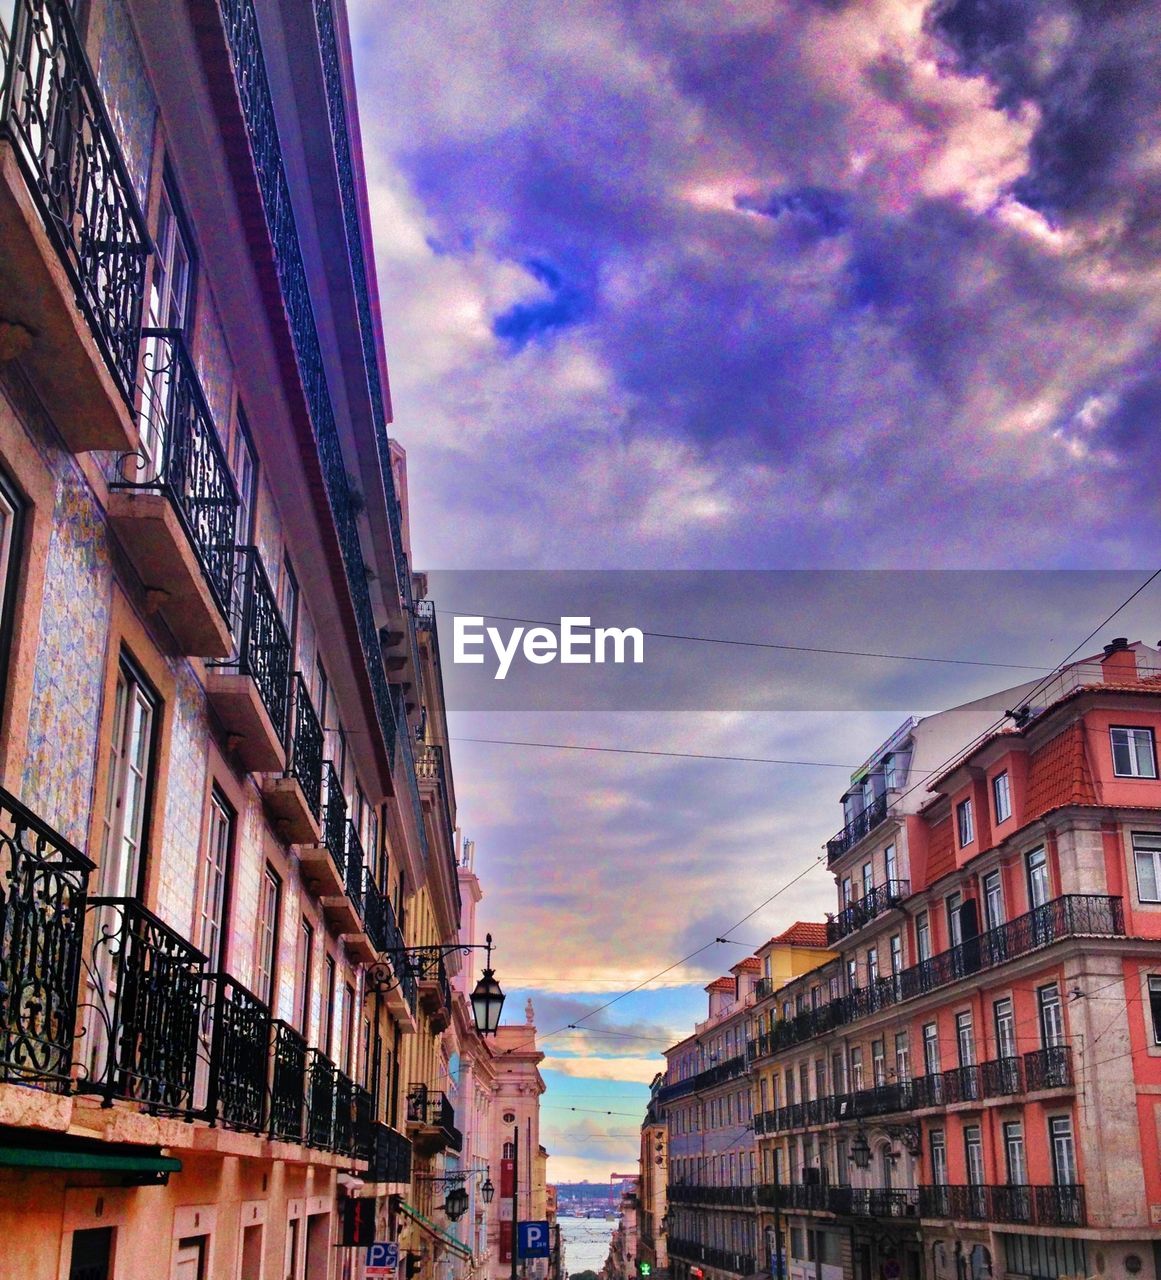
[69,1228,114,1280]
[174,1237,205,1280]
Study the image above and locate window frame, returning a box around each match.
[0,467,25,708]
[1110,725,1158,779]
[992,770,1011,823]
[194,785,234,972]
[1149,976,1161,1046]
[1132,831,1161,904]
[956,797,975,847]
[255,864,282,1008]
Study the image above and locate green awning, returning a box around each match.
[0,1146,182,1174]
[398,1199,473,1260]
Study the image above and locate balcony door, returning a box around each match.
[139,182,194,479]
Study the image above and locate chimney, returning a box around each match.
[1101,636,1137,682]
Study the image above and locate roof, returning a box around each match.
[734,957,762,973]
[706,976,735,993]
[770,921,830,949]
[1024,721,1096,812]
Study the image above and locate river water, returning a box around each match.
[557,1215,615,1276]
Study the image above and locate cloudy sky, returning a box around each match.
[347,0,1161,1180]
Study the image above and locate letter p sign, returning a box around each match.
[518,1222,551,1259]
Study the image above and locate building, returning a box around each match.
[659,941,831,1280]
[637,1077,669,1280]
[750,641,1161,1280]
[0,0,472,1275]
[605,1181,640,1280]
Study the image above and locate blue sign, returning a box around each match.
[367,1242,400,1277]
[518,1221,551,1259]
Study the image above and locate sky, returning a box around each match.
[346,0,1161,1181]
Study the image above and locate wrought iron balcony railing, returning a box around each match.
[353,1083,374,1160]
[0,0,149,404]
[667,1240,755,1276]
[362,872,389,956]
[269,1019,307,1143]
[320,762,347,880]
[749,896,1122,1057]
[213,546,291,740]
[406,1083,459,1149]
[826,880,910,944]
[204,972,269,1133]
[666,1184,755,1207]
[81,896,206,1115]
[333,1068,354,1155]
[113,328,239,615]
[0,785,92,1090]
[366,1120,413,1183]
[919,1182,1085,1227]
[212,0,399,771]
[343,821,365,917]
[286,672,323,819]
[411,946,452,1015]
[307,1047,338,1149]
[656,1053,748,1104]
[826,794,889,862]
[1025,1043,1073,1091]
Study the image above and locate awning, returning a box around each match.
[0,1146,181,1176]
[397,1199,473,1261]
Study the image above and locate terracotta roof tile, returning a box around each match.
[735,957,762,972]
[926,815,955,883]
[771,921,831,948]
[1025,721,1096,813]
[706,977,735,993]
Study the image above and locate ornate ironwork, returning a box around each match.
[287,672,323,819]
[981,1055,1024,1097]
[366,1120,412,1183]
[919,1182,1084,1227]
[113,329,239,615]
[333,1067,354,1154]
[205,972,268,1132]
[307,1046,337,1148]
[0,785,92,1089]
[344,820,364,916]
[667,1240,755,1275]
[213,0,399,770]
[655,1053,747,1105]
[210,546,291,738]
[80,897,206,1114]
[353,1082,374,1160]
[320,762,347,879]
[827,793,889,861]
[362,870,389,955]
[269,1018,306,1142]
[0,0,150,404]
[1025,1043,1073,1091]
[827,880,910,945]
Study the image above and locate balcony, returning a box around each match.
[826,794,889,863]
[269,1019,306,1143]
[299,763,347,901]
[406,1084,460,1155]
[751,896,1122,1057]
[756,1184,919,1219]
[667,1239,755,1276]
[826,880,910,945]
[919,1183,1085,1227]
[81,896,206,1116]
[206,547,291,772]
[261,673,323,844]
[656,1053,748,1105]
[1025,1044,1073,1091]
[365,1120,413,1184]
[203,973,269,1133]
[0,0,148,453]
[412,947,452,1032]
[0,785,92,1091]
[306,1049,336,1150]
[667,1184,755,1207]
[108,329,239,658]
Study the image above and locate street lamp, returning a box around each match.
[470,934,505,1035]
[481,1174,496,1205]
[444,1186,470,1221]
[849,1129,872,1171]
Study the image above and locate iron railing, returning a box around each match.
[81,897,205,1114]
[286,672,323,818]
[353,1083,374,1160]
[827,794,889,862]
[1025,1043,1073,1091]
[667,1184,755,1207]
[269,1019,306,1142]
[920,1183,1084,1227]
[826,880,910,944]
[113,328,239,615]
[367,1120,413,1183]
[750,896,1122,1057]
[320,762,347,879]
[212,546,291,738]
[656,1053,748,1104]
[362,872,390,955]
[213,0,399,770]
[667,1240,755,1275]
[0,786,92,1089]
[344,820,365,916]
[411,947,451,1014]
[307,1047,337,1149]
[406,1084,459,1147]
[980,1055,1024,1097]
[333,1068,354,1155]
[205,972,268,1132]
[0,0,150,403]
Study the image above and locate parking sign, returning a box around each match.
[518,1222,551,1259]
[367,1241,400,1279]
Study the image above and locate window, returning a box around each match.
[872,1039,885,1086]
[1111,726,1157,779]
[884,755,897,789]
[956,1011,975,1066]
[323,955,336,1057]
[831,1052,845,1094]
[862,862,873,898]
[278,554,299,652]
[0,469,23,701]
[1004,1121,1027,1185]
[889,934,903,975]
[964,1125,984,1185]
[195,788,233,970]
[1049,1116,1078,1185]
[841,876,852,907]
[99,658,158,899]
[1027,847,1051,909]
[1038,984,1065,1049]
[343,981,356,1074]
[255,865,281,1006]
[895,1032,909,1082]
[916,911,932,962]
[230,407,258,547]
[810,985,821,1010]
[815,1059,826,1098]
[297,920,314,1035]
[994,997,1016,1059]
[929,1130,948,1186]
[866,948,878,984]
[922,1023,940,1075]
[993,771,1011,823]
[846,959,857,993]
[983,871,1005,931]
[849,1047,863,1091]
[957,798,974,847]
[1133,832,1161,903]
[947,892,964,948]
[828,975,840,1002]
[69,1228,115,1280]
[884,843,898,886]
[1149,976,1161,1044]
